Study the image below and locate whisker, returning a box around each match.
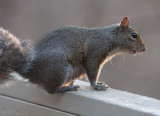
[144,43,149,46]
[109,60,113,65]
[122,54,125,62]
[144,41,150,45]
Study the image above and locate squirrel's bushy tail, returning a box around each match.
[0,28,33,84]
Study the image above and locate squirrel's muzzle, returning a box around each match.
[134,44,146,53]
[140,44,146,52]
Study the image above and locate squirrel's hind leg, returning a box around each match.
[43,63,80,94]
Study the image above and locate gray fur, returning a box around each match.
[0,18,146,93]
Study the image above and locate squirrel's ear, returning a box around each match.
[120,17,129,27]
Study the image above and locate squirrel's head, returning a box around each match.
[116,17,146,55]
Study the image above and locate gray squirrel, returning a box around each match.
[0,17,146,93]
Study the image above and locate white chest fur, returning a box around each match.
[102,47,122,65]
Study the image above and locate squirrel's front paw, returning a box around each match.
[97,81,109,88]
[93,83,109,91]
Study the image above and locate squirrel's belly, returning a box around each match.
[63,65,85,86]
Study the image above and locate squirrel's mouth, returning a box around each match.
[131,49,137,54]
[130,45,146,55]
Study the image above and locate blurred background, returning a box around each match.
[0,0,159,99]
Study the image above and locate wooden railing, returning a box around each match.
[0,80,160,116]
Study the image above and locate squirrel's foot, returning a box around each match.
[93,84,108,90]
[52,85,80,94]
[93,81,109,91]
[68,85,80,91]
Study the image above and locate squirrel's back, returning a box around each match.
[35,26,89,51]
[33,25,113,61]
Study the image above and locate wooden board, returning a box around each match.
[0,80,160,116]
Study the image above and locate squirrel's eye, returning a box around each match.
[131,33,137,39]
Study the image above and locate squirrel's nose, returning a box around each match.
[141,44,146,52]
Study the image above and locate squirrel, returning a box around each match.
[0,17,146,93]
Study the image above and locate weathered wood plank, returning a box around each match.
[0,95,76,116]
[0,80,160,116]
